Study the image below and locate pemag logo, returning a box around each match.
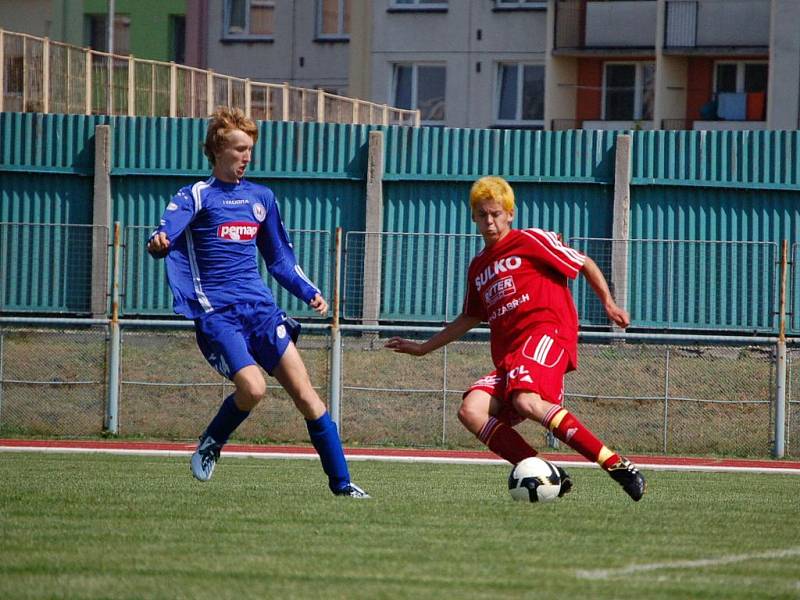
[218,221,259,242]
[474,256,522,291]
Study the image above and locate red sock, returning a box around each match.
[542,406,620,469]
[477,417,537,465]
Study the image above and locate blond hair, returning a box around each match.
[203,106,258,166]
[469,176,515,212]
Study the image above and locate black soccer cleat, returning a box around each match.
[556,466,573,497]
[607,457,646,501]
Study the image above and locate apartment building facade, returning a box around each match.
[349,0,800,130]
[547,0,800,131]
[186,0,352,94]
[3,0,797,130]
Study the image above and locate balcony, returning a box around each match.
[664,0,769,53]
[554,0,656,54]
[662,119,766,131]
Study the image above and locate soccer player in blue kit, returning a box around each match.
[147,107,369,498]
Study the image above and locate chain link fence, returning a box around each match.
[343,232,781,334]
[0,323,795,458]
[0,326,107,435]
[117,325,331,442]
[0,223,106,314]
[339,332,783,457]
[571,238,778,331]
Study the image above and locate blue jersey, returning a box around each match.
[151,177,319,319]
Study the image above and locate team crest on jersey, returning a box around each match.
[218,221,259,242]
[252,203,266,222]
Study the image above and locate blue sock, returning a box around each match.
[205,394,250,446]
[306,411,350,492]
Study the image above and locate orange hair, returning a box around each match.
[469,176,515,212]
[203,106,258,166]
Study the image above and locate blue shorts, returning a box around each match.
[194,302,301,379]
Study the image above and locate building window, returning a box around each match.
[496,63,545,126]
[713,61,767,121]
[389,0,448,11]
[317,0,350,40]
[86,14,131,55]
[224,0,275,39]
[715,62,768,94]
[392,64,446,122]
[170,15,186,63]
[603,62,654,121]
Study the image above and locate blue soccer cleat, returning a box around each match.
[190,433,222,482]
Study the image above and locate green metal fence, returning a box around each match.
[0,223,104,314]
[2,113,800,331]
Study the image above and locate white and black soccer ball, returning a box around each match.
[508,457,562,503]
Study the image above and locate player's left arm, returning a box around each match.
[581,256,630,328]
[256,197,326,315]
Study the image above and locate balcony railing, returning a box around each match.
[554,0,657,51]
[0,28,420,126]
[664,0,769,50]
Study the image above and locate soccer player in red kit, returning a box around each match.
[386,176,646,501]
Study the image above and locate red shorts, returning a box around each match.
[463,332,569,426]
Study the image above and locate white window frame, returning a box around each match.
[493,0,547,9]
[601,61,654,121]
[713,60,768,94]
[388,0,448,12]
[390,62,446,124]
[494,62,545,127]
[316,0,350,41]
[223,0,275,41]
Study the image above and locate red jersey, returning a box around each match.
[463,228,585,370]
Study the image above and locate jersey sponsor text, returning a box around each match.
[218,221,259,241]
[474,256,522,291]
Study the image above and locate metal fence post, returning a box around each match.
[663,347,670,453]
[774,240,789,458]
[105,222,122,434]
[0,330,4,428]
[329,228,343,432]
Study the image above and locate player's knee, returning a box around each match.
[236,379,266,410]
[512,394,549,422]
[457,402,484,434]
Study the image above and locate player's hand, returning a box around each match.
[385,337,426,356]
[147,232,170,258]
[605,302,630,328]
[309,293,328,316]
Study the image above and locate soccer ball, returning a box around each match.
[508,457,562,503]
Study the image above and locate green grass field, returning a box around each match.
[1,453,798,600]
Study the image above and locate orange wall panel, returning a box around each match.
[576,58,603,121]
[686,57,714,120]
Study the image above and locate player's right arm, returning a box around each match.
[146,187,197,259]
[385,313,481,356]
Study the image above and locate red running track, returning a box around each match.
[2,438,799,474]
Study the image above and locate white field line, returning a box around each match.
[576,547,800,580]
[1,445,800,474]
